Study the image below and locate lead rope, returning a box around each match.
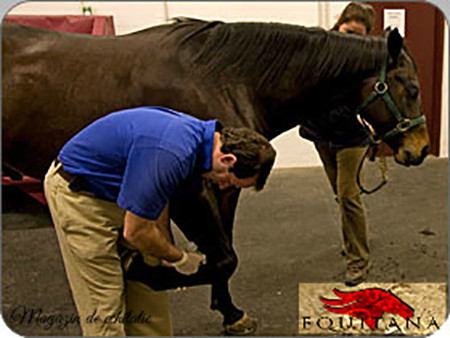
[357,142,388,194]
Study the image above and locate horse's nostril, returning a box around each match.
[404,150,412,162]
[422,145,430,158]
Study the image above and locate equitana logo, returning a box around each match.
[298,283,445,336]
[319,288,414,330]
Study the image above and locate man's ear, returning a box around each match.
[219,153,237,168]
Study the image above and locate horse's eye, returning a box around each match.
[394,73,406,82]
[406,84,419,100]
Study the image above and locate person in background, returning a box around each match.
[44,106,276,336]
[299,2,376,286]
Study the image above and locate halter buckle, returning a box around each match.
[374,81,388,95]
[397,119,412,133]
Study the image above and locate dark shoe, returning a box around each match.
[345,260,369,287]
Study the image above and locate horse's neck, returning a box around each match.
[265,33,387,95]
[257,34,388,139]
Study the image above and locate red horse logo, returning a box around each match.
[319,288,414,330]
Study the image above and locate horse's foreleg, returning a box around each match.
[210,187,256,334]
[204,187,242,324]
[169,183,250,330]
[211,280,256,335]
[211,281,243,325]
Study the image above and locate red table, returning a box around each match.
[3,15,116,204]
[4,14,116,35]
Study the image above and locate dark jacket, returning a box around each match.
[299,104,370,148]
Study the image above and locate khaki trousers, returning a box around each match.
[44,161,172,336]
[314,142,370,264]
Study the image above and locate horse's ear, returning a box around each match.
[382,26,392,38]
[387,28,403,64]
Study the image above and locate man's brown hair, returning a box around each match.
[220,128,276,191]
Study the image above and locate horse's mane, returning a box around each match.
[189,21,388,91]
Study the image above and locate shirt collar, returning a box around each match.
[200,120,223,172]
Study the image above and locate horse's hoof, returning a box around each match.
[223,312,257,336]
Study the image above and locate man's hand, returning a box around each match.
[163,251,206,275]
[123,208,207,274]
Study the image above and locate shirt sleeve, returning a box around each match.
[117,144,191,220]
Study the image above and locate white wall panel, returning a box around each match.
[326,1,349,28]
[8,1,81,15]
[167,1,318,26]
[83,2,166,34]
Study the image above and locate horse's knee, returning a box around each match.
[215,252,238,280]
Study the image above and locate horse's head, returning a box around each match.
[358,29,430,166]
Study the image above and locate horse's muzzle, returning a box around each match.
[395,144,429,167]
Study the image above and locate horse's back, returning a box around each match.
[2,23,125,177]
[1,20,222,178]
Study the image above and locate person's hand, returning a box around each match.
[163,251,206,275]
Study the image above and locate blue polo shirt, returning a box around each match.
[58,107,218,220]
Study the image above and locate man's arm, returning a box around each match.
[123,208,206,275]
[123,208,183,263]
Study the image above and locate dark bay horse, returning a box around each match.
[2,18,429,334]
